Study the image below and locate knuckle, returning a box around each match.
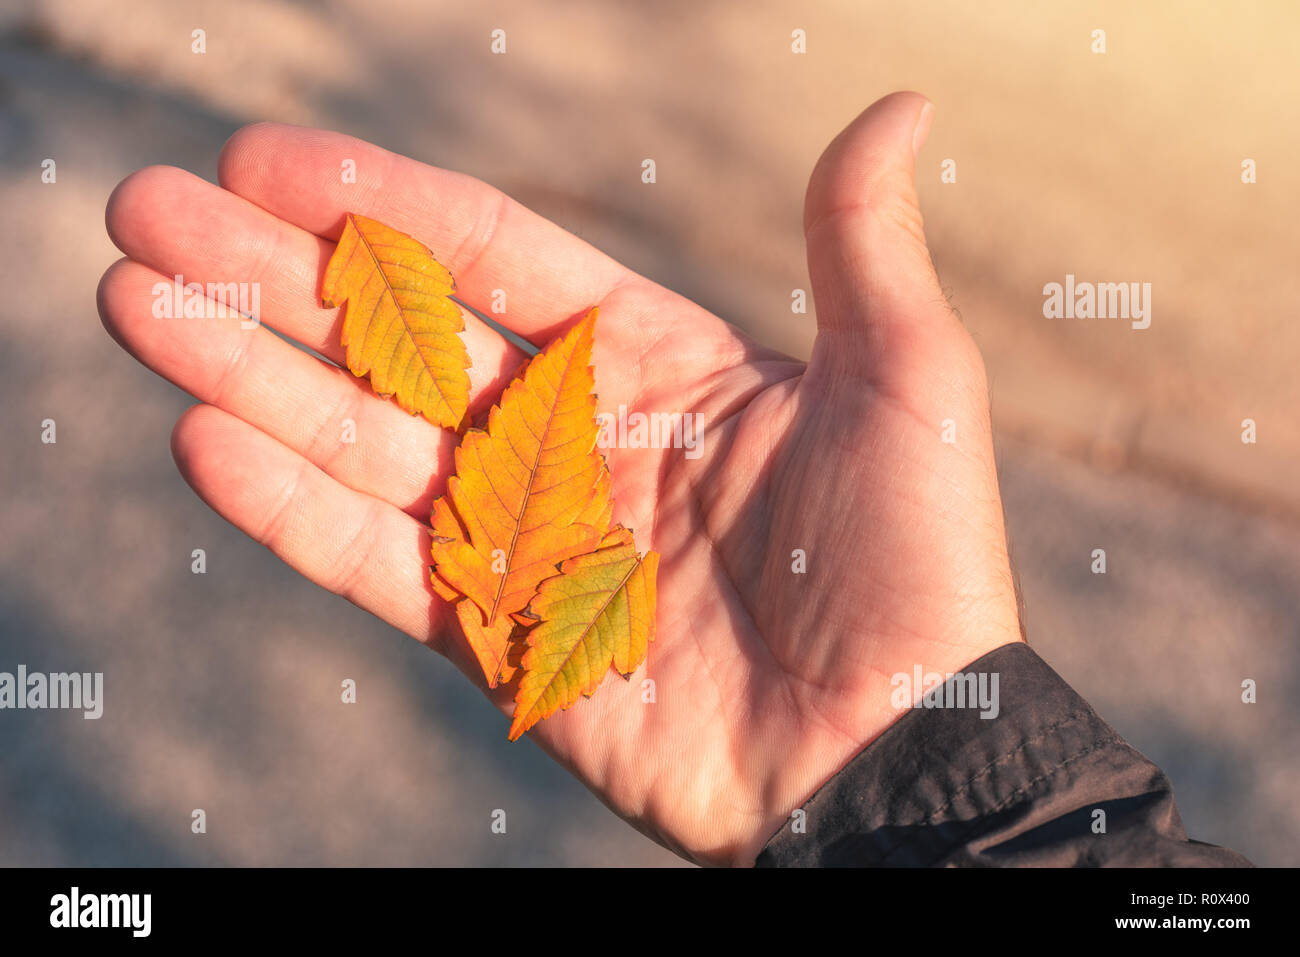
[211,333,257,407]
[326,501,384,600]
[305,382,364,476]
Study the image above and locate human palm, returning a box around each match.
[99,92,1022,866]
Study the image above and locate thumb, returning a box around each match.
[804,92,946,348]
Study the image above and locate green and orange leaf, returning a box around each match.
[429,309,613,687]
[508,527,659,740]
[323,213,471,429]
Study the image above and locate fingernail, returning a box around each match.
[912,101,935,159]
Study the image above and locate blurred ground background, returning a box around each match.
[1,0,1295,866]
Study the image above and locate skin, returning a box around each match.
[98,91,1023,867]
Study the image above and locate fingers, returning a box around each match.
[100,259,505,517]
[171,403,450,650]
[104,164,527,388]
[216,122,636,344]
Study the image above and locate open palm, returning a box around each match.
[99,92,1022,866]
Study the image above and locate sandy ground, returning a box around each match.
[1,0,1295,865]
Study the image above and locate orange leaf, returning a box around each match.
[454,599,523,687]
[430,309,612,687]
[508,527,658,740]
[322,213,471,429]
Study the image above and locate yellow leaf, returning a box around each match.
[323,213,471,429]
[508,528,659,740]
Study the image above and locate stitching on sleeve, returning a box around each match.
[921,737,1115,866]
[876,708,1099,863]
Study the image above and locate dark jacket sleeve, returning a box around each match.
[755,642,1251,867]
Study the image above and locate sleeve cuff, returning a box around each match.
[754,642,1250,867]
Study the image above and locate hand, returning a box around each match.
[98,91,1023,867]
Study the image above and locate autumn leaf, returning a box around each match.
[320,217,659,734]
[429,309,612,686]
[322,213,471,429]
[455,599,524,687]
[508,527,659,740]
